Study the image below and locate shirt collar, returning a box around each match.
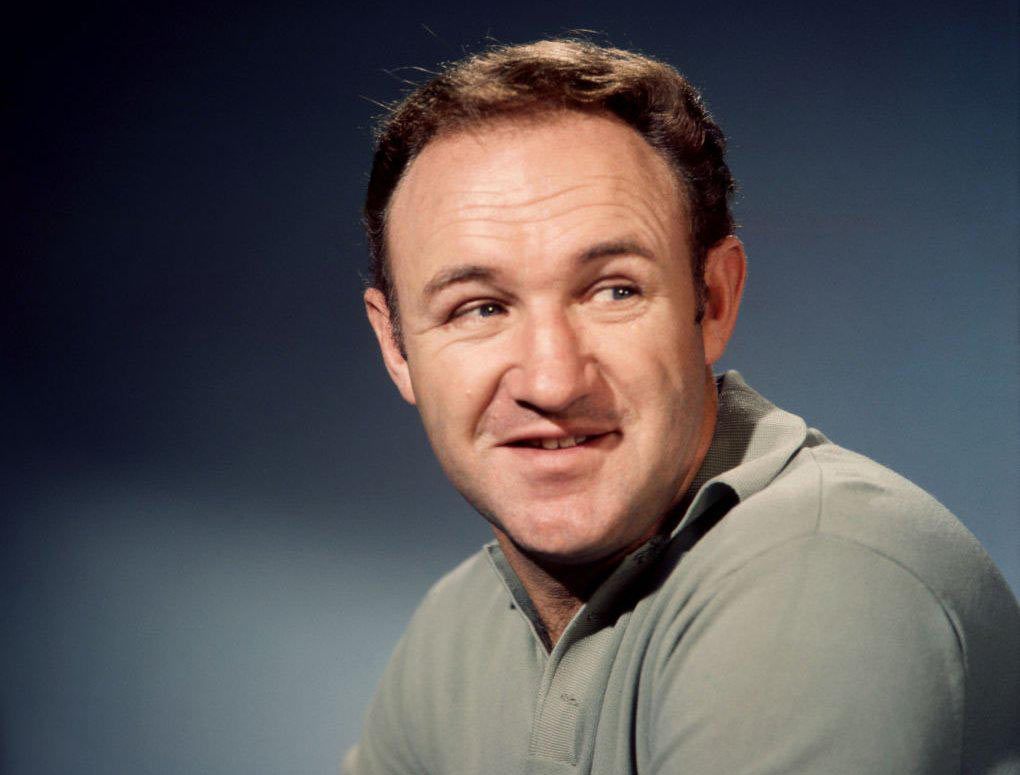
[671,370,808,537]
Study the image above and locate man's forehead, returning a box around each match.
[385,111,683,264]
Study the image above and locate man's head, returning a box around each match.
[364,39,736,352]
[363,40,746,567]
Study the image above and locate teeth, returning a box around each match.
[528,435,590,449]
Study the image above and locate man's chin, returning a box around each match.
[491,522,635,570]
[466,492,653,569]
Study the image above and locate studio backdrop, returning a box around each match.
[4,2,1017,774]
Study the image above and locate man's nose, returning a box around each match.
[504,308,592,414]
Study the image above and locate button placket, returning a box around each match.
[527,622,616,765]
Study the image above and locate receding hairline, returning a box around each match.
[380,106,695,293]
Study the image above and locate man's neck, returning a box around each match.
[493,531,624,649]
[494,370,721,650]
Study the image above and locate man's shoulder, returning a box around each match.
[398,547,509,649]
[416,548,500,616]
[701,374,1013,611]
[684,435,1018,648]
[655,436,1020,769]
[797,439,1002,598]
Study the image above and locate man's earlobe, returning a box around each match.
[700,236,747,365]
[364,288,417,405]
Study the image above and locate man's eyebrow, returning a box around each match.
[576,239,656,263]
[422,265,496,302]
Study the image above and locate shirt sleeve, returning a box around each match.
[648,534,969,774]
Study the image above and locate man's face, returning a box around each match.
[369,111,731,565]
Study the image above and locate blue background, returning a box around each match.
[4,2,1017,773]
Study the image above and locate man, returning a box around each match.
[345,39,1019,774]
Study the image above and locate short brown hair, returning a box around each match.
[364,38,736,350]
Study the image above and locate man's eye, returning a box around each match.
[454,301,507,320]
[475,302,505,317]
[593,285,640,302]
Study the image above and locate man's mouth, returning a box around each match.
[511,435,588,449]
[504,432,609,450]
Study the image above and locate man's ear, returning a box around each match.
[364,287,417,405]
[700,235,747,365]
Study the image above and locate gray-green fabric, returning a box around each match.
[343,372,1020,774]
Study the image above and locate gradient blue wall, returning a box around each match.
[4,2,1017,773]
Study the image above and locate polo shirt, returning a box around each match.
[343,371,1020,774]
